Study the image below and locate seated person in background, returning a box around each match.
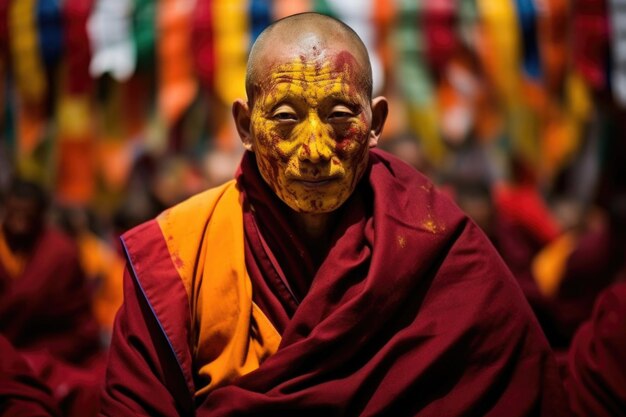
[101,13,567,417]
[563,280,626,417]
[0,334,61,417]
[0,179,103,417]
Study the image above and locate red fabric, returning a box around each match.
[191,0,215,91]
[493,183,560,246]
[563,281,626,416]
[0,0,10,63]
[0,228,101,364]
[423,0,457,75]
[100,221,194,417]
[571,0,610,91]
[0,334,61,417]
[101,150,567,416]
[62,0,94,95]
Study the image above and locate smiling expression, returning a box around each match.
[248,49,373,213]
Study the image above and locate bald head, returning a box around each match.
[245,13,373,103]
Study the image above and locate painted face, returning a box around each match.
[249,51,372,213]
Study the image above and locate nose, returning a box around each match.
[297,113,332,163]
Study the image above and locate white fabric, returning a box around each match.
[87,0,136,81]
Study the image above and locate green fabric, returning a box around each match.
[313,0,338,19]
[133,0,156,70]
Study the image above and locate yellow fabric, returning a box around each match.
[532,232,576,298]
[476,0,521,108]
[9,0,46,104]
[157,180,281,397]
[0,230,27,279]
[213,0,248,104]
[77,232,125,333]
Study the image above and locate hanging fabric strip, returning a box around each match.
[133,0,156,71]
[537,0,568,96]
[63,0,94,95]
[0,0,10,62]
[514,0,542,81]
[273,0,311,20]
[424,0,458,77]
[88,0,136,82]
[9,0,47,104]
[476,0,521,108]
[609,0,626,106]
[157,0,198,127]
[458,0,478,50]
[372,0,395,90]
[213,0,248,104]
[571,0,609,91]
[56,93,96,203]
[249,0,271,46]
[312,0,336,17]
[191,0,215,92]
[394,0,444,163]
[37,0,63,72]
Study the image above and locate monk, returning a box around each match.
[101,13,567,416]
[0,179,103,417]
[0,179,100,362]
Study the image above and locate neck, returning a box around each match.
[290,211,335,266]
[292,212,332,241]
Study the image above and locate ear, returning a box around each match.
[368,96,388,148]
[232,99,254,151]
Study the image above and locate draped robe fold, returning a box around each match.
[101,150,567,416]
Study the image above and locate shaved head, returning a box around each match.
[245,12,373,103]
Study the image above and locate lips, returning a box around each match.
[291,176,340,187]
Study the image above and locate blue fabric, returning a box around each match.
[514,0,542,80]
[37,0,63,69]
[249,0,272,47]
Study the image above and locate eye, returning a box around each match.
[328,105,356,121]
[271,104,298,122]
[273,112,298,121]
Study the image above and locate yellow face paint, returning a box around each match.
[250,51,372,213]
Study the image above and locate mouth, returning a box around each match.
[292,177,340,187]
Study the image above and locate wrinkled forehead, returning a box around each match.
[254,47,369,99]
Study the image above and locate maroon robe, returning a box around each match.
[0,227,104,417]
[101,150,567,416]
[563,281,626,416]
[0,227,101,363]
[0,334,61,417]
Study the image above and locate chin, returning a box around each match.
[287,195,347,214]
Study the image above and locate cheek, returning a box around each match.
[335,118,369,157]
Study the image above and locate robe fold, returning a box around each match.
[101,150,567,416]
[563,281,626,417]
[0,227,104,417]
[0,334,61,417]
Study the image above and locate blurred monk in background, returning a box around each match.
[0,178,103,417]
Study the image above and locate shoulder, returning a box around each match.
[39,227,80,259]
[122,180,239,245]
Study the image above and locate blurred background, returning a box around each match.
[1,0,626,380]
